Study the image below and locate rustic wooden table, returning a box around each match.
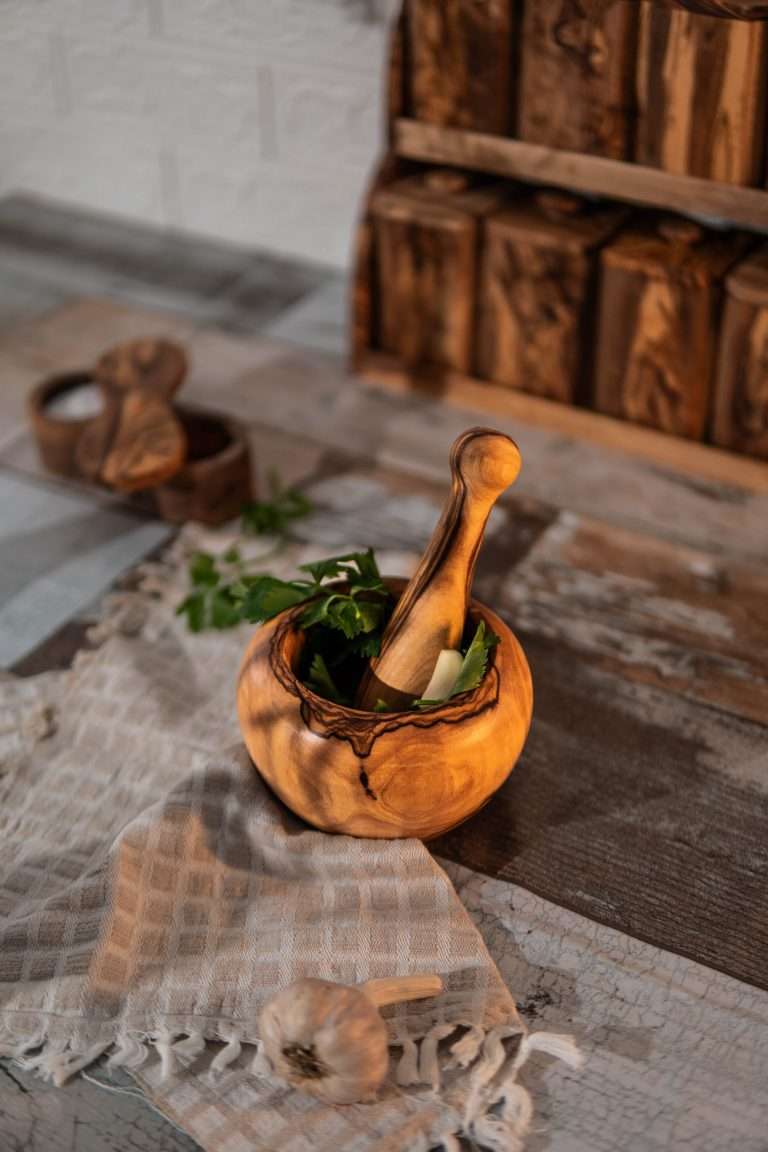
[0,196,766,1151]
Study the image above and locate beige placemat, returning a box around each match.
[0,528,580,1151]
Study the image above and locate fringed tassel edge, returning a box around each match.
[0,1019,583,1152]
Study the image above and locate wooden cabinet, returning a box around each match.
[517,0,638,159]
[407,0,513,134]
[636,3,767,185]
[372,171,502,373]
[593,217,749,438]
[712,245,768,456]
[477,190,625,402]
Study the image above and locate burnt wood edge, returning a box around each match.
[262,585,502,760]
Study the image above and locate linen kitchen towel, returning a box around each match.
[0,529,581,1151]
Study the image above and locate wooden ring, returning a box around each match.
[152,405,253,526]
[27,370,103,478]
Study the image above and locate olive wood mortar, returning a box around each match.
[237,577,532,840]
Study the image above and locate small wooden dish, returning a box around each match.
[28,376,252,525]
[153,406,252,525]
[237,578,532,840]
[28,370,103,478]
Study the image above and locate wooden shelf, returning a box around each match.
[395,119,768,234]
[357,352,768,493]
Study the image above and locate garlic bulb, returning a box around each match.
[422,649,463,701]
[259,974,442,1104]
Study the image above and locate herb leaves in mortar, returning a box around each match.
[178,546,498,710]
[239,549,394,708]
[176,481,499,709]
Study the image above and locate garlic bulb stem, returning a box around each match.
[361,974,443,1008]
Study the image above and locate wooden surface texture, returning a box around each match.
[593,219,749,438]
[408,0,512,134]
[477,192,625,401]
[372,174,501,372]
[394,118,768,231]
[358,351,768,491]
[637,5,767,184]
[237,584,532,840]
[518,0,638,159]
[713,244,768,456]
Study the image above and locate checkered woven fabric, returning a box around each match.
[0,529,552,1150]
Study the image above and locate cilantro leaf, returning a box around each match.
[346,632,381,659]
[239,576,314,623]
[176,592,207,632]
[209,588,242,630]
[306,652,347,704]
[240,475,312,538]
[176,581,242,632]
[190,552,220,588]
[299,549,383,588]
[451,620,500,696]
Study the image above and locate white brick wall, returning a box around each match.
[0,0,394,266]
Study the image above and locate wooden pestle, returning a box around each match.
[356,427,521,711]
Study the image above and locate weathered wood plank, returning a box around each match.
[0,1059,201,1152]
[433,632,768,990]
[443,863,768,1152]
[394,118,768,232]
[496,509,768,724]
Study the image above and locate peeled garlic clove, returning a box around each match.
[259,974,442,1104]
[260,978,388,1103]
[422,649,463,702]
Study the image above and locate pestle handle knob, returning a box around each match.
[356,428,520,710]
[452,428,521,507]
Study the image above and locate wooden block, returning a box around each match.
[636,5,767,186]
[712,244,768,457]
[670,1,768,14]
[593,216,749,439]
[372,170,502,372]
[477,189,626,402]
[408,0,512,134]
[517,0,638,160]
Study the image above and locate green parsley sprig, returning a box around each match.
[240,471,312,538]
[176,477,499,710]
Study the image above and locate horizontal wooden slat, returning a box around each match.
[395,119,768,233]
[357,351,768,492]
